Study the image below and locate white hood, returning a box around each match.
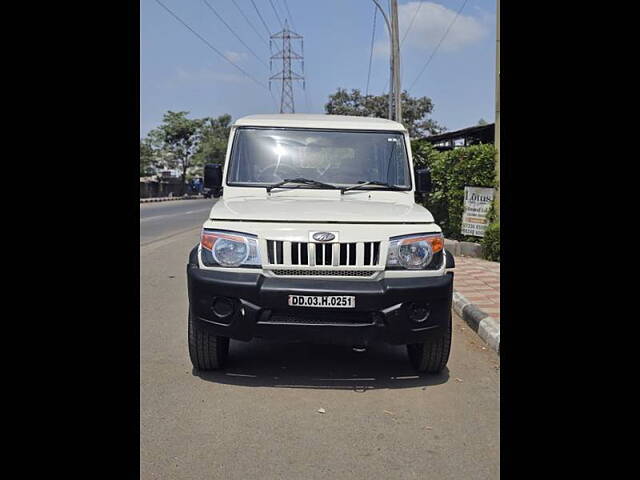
[209,192,434,224]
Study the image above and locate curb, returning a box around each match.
[445,238,483,258]
[140,195,202,204]
[452,291,500,354]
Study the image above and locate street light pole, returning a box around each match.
[371,0,394,120]
[390,0,402,123]
[494,0,500,220]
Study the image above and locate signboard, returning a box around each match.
[461,186,495,237]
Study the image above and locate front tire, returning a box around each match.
[407,311,452,373]
[188,310,229,370]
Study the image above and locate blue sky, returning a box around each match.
[140,0,496,137]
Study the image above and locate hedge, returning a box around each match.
[481,221,500,262]
[411,140,498,245]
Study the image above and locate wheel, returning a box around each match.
[188,309,229,370]
[406,311,452,373]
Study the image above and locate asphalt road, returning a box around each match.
[140,198,216,246]
[140,199,500,479]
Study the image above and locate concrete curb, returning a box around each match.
[452,291,500,354]
[445,238,483,258]
[140,195,202,204]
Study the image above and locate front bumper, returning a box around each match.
[187,251,453,347]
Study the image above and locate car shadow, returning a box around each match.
[192,339,449,390]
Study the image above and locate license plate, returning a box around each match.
[288,295,356,308]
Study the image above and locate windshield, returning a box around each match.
[227,128,411,189]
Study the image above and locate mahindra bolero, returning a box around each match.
[187,114,455,373]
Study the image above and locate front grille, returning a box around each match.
[266,240,381,267]
[263,311,375,325]
[271,269,376,277]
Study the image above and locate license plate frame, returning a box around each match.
[288,295,356,308]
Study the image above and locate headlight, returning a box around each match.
[200,229,261,267]
[386,233,444,270]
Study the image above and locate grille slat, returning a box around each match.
[266,240,381,267]
[271,269,376,277]
[264,311,375,325]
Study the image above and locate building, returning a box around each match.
[424,123,495,151]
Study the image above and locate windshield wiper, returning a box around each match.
[340,180,405,194]
[266,177,338,193]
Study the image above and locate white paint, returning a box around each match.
[140,207,211,223]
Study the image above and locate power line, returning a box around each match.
[153,0,272,95]
[250,0,272,37]
[365,5,377,97]
[281,0,296,32]
[269,0,284,29]
[395,0,425,92]
[201,0,268,68]
[401,0,423,46]
[231,0,268,47]
[408,0,469,92]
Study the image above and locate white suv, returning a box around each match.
[187,114,455,373]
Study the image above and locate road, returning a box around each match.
[140,198,215,246]
[140,199,500,479]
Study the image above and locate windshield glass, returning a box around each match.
[227,128,411,188]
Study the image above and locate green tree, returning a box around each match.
[193,114,232,166]
[148,111,205,194]
[324,88,445,138]
[139,139,156,177]
[477,118,488,126]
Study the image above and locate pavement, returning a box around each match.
[140,200,500,479]
[452,257,500,321]
[450,256,501,353]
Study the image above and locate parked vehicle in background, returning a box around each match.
[187,114,455,373]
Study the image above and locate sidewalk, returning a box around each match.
[452,255,500,353]
[453,256,500,321]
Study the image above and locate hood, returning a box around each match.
[209,194,434,224]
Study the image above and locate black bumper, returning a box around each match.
[187,251,453,347]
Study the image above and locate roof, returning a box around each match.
[425,123,495,144]
[233,114,406,132]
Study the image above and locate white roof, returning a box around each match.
[233,113,406,132]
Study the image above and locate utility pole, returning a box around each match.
[371,0,401,123]
[390,0,402,123]
[494,0,500,220]
[269,20,305,113]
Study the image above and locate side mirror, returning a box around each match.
[415,168,432,194]
[204,164,223,190]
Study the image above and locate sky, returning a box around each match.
[140,0,497,137]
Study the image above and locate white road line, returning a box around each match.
[139,207,211,223]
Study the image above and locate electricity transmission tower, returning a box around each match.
[269,20,305,113]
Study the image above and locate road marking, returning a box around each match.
[140,207,211,223]
[140,226,201,252]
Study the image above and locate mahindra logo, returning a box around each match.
[313,232,335,242]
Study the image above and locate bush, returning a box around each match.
[411,140,497,241]
[481,222,500,262]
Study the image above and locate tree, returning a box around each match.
[324,88,445,138]
[193,114,232,166]
[478,118,488,126]
[139,139,156,177]
[148,111,205,194]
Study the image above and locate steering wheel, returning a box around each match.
[255,164,301,183]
